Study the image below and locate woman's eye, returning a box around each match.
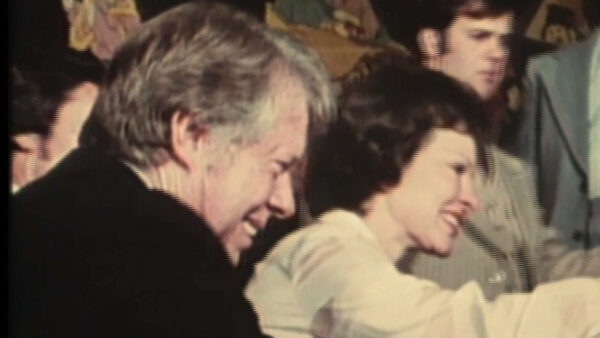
[451,163,467,175]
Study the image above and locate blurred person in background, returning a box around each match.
[10,0,104,193]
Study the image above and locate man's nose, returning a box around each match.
[269,172,296,219]
[488,37,508,60]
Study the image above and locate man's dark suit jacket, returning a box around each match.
[10,147,268,338]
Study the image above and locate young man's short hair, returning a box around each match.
[371,0,522,57]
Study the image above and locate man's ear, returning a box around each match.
[170,111,208,171]
[417,28,442,58]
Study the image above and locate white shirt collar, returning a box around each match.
[122,161,153,189]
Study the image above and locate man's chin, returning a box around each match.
[224,246,241,265]
[222,223,258,265]
[475,83,502,101]
[224,242,250,266]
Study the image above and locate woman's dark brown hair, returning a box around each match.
[307,63,490,216]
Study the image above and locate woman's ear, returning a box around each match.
[417,28,442,58]
[170,111,208,171]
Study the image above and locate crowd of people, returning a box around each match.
[10,0,600,337]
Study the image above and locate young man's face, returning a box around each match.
[432,13,513,100]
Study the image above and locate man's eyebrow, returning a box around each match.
[466,28,492,34]
[465,28,512,35]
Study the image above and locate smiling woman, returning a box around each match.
[245,63,600,338]
[305,62,487,260]
[370,128,479,258]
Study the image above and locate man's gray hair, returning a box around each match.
[82,0,335,166]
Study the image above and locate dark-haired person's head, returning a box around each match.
[374,0,519,101]
[307,64,489,256]
[10,59,102,193]
[10,0,105,192]
[80,1,335,264]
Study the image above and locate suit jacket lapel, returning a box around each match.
[536,38,593,178]
[466,150,518,255]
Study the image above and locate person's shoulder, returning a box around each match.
[528,33,599,76]
[12,148,143,217]
[275,209,367,247]
[263,209,384,273]
[491,146,533,178]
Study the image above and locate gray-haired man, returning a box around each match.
[11,1,334,337]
